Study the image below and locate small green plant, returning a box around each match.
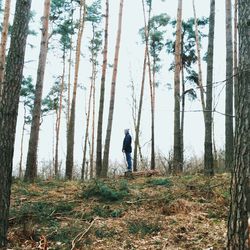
[95,226,116,238]
[54,202,76,213]
[147,178,172,187]
[83,180,129,202]
[82,206,123,220]
[50,225,80,244]
[127,220,161,236]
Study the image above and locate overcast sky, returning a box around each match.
[9,0,230,175]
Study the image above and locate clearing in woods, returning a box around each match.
[8,173,229,249]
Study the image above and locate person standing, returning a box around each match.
[122,129,132,172]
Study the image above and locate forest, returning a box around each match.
[0,0,249,249]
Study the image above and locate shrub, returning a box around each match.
[83,180,129,202]
[147,178,173,187]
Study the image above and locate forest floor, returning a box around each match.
[7,172,230,249]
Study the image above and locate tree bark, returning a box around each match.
[0,0,11,100]
[25,0,51,182]
[96,0,109,177]
[225,0,234,170]
[204,0,215,176]
[101,0,124,177]
[0,0,32,246]
[173,0,183,173]
[227,0,250,248]
[65,0,86,179]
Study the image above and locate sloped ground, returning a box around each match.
[7,173,230,249]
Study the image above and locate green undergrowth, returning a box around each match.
[10,201,76,226]
[9,173,230,249]
[127,219,161,236]
[81,179,129,202]
[146,177,173,187]
[83,205,124,220]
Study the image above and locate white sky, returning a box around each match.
[9,0,230,175]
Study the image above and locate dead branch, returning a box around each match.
[71,217,98,250]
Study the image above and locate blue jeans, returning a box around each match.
[125,152,132,171]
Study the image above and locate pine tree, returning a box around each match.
[204,0,215,176]
[65,0,86,179]
[25,0,51,182]
[0,0,11,100]
[227,0,250,247]
[173,0,183,173]
[102,0,124,177]
[96,0,109,177]
[0,0,32,246]
[225,0,234,170]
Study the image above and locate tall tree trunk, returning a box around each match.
[90,76,96,179]
[204,0,215,176]
[225,0,234,170]
[54,49,66,177]
[24,0,51,182]
[193,0,206,120]
[67,35,73,129]
[133,47,146,172]
[0,0,11,100]
[65,0,86,179]
[233,0,238,124]
[133,0,151,172]
[81,67,95,180]
[19,106,26,179]
[173,0,183,173]
[227,0,250,247]
[101,0,124,177]
[150,57,156,170]
[180,58,185,165]
[96,0,109,177]
[144,1,155,171]
[133,46,148,172]
[0,0,32,246]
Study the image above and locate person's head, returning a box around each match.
[124,129,129,135]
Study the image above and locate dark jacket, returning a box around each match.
[122,133,132,153]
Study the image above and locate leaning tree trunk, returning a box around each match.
[65,0,86,179]
[204,0,215,176]
[227,0,250,248]
[0,0,11,100]
[225,0,234,171]
[0,0,32,246]
[173,0,183,174]
[193,0,206,120]
[25,0,51,182]
[96,0,109,177]
[101,0,124,177]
